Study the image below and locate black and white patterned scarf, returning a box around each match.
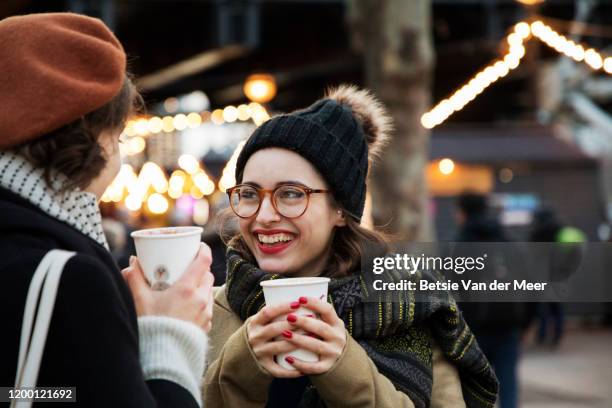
[0,150,109,249]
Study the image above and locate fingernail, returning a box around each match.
[306,314,315,318]
[299,296,308,304]
[306,332,316,337]
[281,330,293,339]
[129,256,136,265]
[285,355,295,364]
[287,314,297,323]
[290,301,300,309]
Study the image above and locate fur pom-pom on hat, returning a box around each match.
[326,84,392,161]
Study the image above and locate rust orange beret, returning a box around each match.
[0,13,126,149]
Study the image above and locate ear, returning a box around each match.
[334,209,347,227]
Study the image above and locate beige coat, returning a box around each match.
[202,286,466,407]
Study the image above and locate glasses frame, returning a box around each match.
[227,183,330,219]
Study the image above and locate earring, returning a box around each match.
[337,210,342,215]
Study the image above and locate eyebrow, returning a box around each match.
[242,180,308,188]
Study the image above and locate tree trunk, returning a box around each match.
[348,0,435,241]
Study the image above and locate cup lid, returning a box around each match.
[131,226,203,239]
[260,277,330,288]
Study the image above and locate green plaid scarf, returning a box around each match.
[225,248,498,407]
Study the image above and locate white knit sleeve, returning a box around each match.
[138,315,208,406]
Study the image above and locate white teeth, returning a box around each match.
[257,233,294,244]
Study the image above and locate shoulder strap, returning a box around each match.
[12,250,75,408]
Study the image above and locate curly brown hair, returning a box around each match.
[15,75,142,192]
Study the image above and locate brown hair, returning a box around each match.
[219,205,389,278]
[16,75,142,192]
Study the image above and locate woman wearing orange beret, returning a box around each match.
[0,13,213,407]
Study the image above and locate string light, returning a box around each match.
[219,141,246,192]
[121,101,269,137]
[223,106,239,123]
[173,113,188,131]
[210,109,225,125]
[148,116,163,133]
[514,22,531,39]
[128,137,146,154]
[162,116,175,133]
[186,112,202,128]
[134,119,149,136]
[605,57,612,74]
[530,20,609,71]
[237,104,250,121]
[147,193,169,215]
[178,154,200,174]
[125,194,142,211]
[421,24,528,129]
[102,161,222,214]
[422,19,611,129]
[438,158,455,175]
[168,170,186,199]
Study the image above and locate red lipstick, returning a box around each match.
[253,229,296,255]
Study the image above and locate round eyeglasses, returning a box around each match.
[227,184,330,219]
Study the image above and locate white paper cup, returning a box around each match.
[131,226,203,290]
[260,277,330,370]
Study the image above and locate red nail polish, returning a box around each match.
[290,301,300,309]
[306,314,315,318]
[299,296,308,304]
[285,356,295,364]
[287,313,297,323]
[306,332,316,337]
[282,330,293,339]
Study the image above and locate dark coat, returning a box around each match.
[0,187,198,407]
[456,215,529,332]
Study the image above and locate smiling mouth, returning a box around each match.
[256,233,295,246]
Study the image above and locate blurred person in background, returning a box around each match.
[531,209,587,345]
[456,192,528,408]
[529,207,565,347]
[203,87,498,407]
[0,13,213,407]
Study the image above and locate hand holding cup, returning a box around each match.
[246,303,304,378]
[122,243,215,332]
[280,296,347,374]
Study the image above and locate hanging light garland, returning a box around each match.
[101,159,218,214]
[421,22,529,129]
[124,102,269,138]
[530,20,612,72]
[119,102,270,156]
[422,19,612,129]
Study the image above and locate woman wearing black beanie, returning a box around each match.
[203,85,498,407]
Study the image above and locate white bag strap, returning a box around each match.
[12,250,76,408]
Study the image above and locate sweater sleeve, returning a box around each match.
[203,321,273,407]
[138,316,208,406]
[49,255,205,408]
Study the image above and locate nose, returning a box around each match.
[256,194,281,224]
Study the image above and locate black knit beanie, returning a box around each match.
[235,85,392,221]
